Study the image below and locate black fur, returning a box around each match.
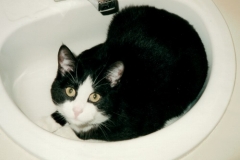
[51,6,208,141]
[51,111,67,126]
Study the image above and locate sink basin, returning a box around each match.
[0,0,235,159]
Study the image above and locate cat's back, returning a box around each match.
[106,6,198,45]
[104,6,207,79]
[102,6,208,115]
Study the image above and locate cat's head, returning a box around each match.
[51,45,124,132]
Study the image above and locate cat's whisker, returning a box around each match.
[112,112,128,119]
[94,83,110,89]
[93,75,108,87]
[67,71,77,84]
[94,64,104,76]
[93,57,111,85]
[101,123,111,131]
[64,73,75,84]
[93,65,107,85]
[98,125,109,140]
[75,61,79,82]
[86,128,93,139]
[104,119,116,127]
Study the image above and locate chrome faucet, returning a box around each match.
[89,0,118,14]
[54,0,119,15]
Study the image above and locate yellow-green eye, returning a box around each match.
[65,87,76,97]
[88,93,101,103]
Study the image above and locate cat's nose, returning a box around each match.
[73,107,83,118]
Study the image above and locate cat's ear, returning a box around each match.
[58,45,76,76]
[106,61,124,87]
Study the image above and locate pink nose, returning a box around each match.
[73,107,83,118]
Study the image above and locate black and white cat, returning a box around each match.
[49,6,208,141]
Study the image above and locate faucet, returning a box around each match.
[54,0,119,15]
[89,0,118,15]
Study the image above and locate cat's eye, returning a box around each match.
[65,87,76,97]
[88,93,101,103]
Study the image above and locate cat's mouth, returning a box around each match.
[66,116,95,126]
[77,122,94,128]
[69,120,98,132]
[68,117,93,126]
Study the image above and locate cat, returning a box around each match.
[50,6,208,141]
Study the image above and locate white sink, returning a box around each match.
[0,0,235,159]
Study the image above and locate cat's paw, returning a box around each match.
[35,116,62,133]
